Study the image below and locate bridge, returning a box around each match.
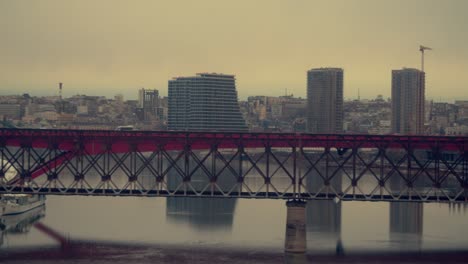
[0,128,467,202]
[1,128,467,253]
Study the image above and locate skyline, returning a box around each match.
[1,1,468,263]
[0,67,460,103]
[1,0,468,101]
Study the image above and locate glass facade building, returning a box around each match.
[168,73,248,131]
[306,68,344,134]
[391,68,425,135]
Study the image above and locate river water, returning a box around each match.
[1,150,468,263]
[1,196,468,258]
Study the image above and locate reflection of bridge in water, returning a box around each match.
[0,193,466,257]
[0,198,458,257]
[0,128,467,253]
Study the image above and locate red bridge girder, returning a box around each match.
[1,128,466,154]
[1,128,467,202]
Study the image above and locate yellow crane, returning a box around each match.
[419,45,432,72]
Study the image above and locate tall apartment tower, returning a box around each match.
[168,73,248,131]
[307,68,344,133]
[391,68,425,135]
[138,88,160,121]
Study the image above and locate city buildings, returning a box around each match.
[138,89,159,119]
[168,73,248,131]
[343,96,392,134]
[241,95,307,132]
[391,68,425,135]
[306,68,344,133]
[0,104,21,120]
[0,70,466,136]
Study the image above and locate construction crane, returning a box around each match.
[419,45,432,72]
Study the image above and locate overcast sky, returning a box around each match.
[1,0,467,101]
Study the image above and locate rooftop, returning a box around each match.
[308,67,343,72]
[172,72,235,80]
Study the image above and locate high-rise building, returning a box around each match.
[307,68,344,133]
[168,73,247,131]
[138,88,160,121]
[391,68,425,135]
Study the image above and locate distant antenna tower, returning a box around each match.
[59,82,63,100]
[58,82,63,114]
[358,88,360,101]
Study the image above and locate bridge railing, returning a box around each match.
[0,128,467,202]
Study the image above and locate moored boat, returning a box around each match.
[1,194,46,216]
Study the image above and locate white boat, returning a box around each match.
[0,204,45,246]
[1,194,46,216]
[0,204,45,232]
[0,159,46,216]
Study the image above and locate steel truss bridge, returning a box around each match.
[0,128,467,202]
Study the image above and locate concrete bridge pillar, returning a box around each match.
[284,200,307,253]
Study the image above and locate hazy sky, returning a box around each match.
[1,0,468,101]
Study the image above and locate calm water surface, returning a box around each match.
[2,196,468,255]
[2,151,468,262]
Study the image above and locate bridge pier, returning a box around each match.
[284,200,307,253]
